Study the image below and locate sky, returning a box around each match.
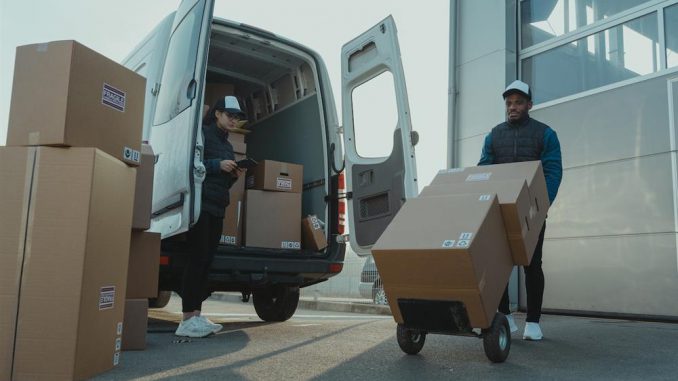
[0,0,449,188]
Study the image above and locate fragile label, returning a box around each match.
[220,235,237,245]
[113,352,120,366]
[459,232,473,240]
[281,241,301,249]
[276,177,292,190]
[117,322,123,336]
[442,239,456,248]
[99,286,116,310]
[310,216,321,230]
[123,147,141,163]
[115,337,122,351]
[102,83,126,112]
[478,194,492,201]
[466,172,491,182]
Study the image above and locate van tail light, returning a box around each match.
[159,255,170,266]
[329,263,343,273]
[338,171,346,235]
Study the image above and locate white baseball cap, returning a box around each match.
[216,95,246,118]
[502,80,532,100]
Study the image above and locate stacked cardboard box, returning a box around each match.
[371,161,550,329]
[302,215,328,251]
[244,160,303,249]
[0,40,145,380]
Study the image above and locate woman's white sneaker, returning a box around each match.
[523,322,543,340]
[198,316,223,334]
[175,316,215,338]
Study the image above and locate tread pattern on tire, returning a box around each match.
[482,313,511,363]
[396,324,426,355]
[253,286,300,322]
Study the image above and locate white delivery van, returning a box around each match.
[123,0,418,321]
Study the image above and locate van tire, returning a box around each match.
[253,286,300,322]
[149,290,172,309]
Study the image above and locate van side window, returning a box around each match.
[153,2,205,125]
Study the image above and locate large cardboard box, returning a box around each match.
[246,160,303,193]
[371,193,513,329]
[0,147,35,381]
[126,231,160,299]
[244,190,302,249]
[121,299,149,351]
[302,215,328,251]
[0,147,135,380]
[420,179,537,265]
[220,193,244,246]
[7,40,145,166]
[132,144,155,230]
[229,131,247,154]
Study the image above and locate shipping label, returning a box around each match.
[117,322,123,336]
[310,216,321,230]
[276,177,292,190]
[99,286,116,310]
[466,172,491,182]
[123,147,141,163]
[113,352,120,366]
[102,83,126,112]
[115,337,122,351]
[281,241,301,249]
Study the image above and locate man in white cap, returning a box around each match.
[175,95,246,338]
[478,80,562,341]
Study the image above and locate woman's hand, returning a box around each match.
[219,159,238,173]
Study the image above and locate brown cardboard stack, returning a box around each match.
[121,299,149,351]
[302,215,328,251]
[244,160,303,249]
[0,147,136,380]
[372,161,550,330]
[131,144,155,230]
[220,131,247,246]
[0,40,145,380]
[427,161,550,265]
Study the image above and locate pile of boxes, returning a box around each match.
[0,40,156,380]
[371,161,549,329]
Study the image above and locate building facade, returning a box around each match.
[450,0,678,319]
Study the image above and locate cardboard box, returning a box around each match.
[244,190,302,249]
[430,161,550,264]
[204,82,234,109]
[0,147,36,381]
[371,193,513,329]
[0,147,135,380]
[220,194,244,246]
[246,160,303,193]
[121,299,149,351]
[132,144,155,230]
[302,215,328,251]
[126,231,160,299]
[7,40,145,166]
[420,180,537,265]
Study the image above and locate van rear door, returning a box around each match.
[148,0,215,238]
[341,16,418,255]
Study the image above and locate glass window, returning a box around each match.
[351,72,397,158]
[521,0,651,48]
[153,2,205,125]
[523,13,659,104]
[666,3,678,68]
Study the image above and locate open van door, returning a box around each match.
[148,0,215,238]
[341,16,418,255]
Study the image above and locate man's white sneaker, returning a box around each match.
[523,322,543,341]
[505,314,518,333]
[175,316,215,338]
[198,315,223,334]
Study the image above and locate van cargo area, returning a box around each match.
[154,20,345,318]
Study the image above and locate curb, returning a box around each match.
[209,293,392,316]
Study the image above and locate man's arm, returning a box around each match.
[478,133,494,166]
[542,128,562,204]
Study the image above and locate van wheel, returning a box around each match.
[396,324,426,354]
[253,286,300,322]
[482,312,511,363]
[148,291,172,309]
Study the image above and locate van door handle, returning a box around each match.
[187,79,197,100]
